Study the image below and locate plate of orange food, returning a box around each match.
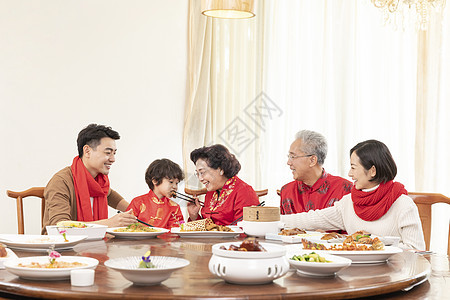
[292,239,403,264]
[106,223,169,238]
[171,219,243,238]
[4,256,98,280]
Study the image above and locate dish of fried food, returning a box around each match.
[181,218,233,232]
[219,238,267,251]
[113,223,160,233]
[342,230,372,244]
[321,232,346,240]
[302,238,385,251]
[279,228,306,236]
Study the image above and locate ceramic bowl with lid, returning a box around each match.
[208,241,289,284]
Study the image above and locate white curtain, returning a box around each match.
[185,0,449,197]
[184,0,264,189]
[185,0,449,253]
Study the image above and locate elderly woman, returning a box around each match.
[281,139,425,250]
[187,144,260,225]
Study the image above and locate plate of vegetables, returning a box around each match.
[287,250,351,277]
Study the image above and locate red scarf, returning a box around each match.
[352,180,407,221]
[71,156,109,221]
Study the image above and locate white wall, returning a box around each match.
[0,1,189,234]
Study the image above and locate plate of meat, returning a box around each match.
[292,239,403,264]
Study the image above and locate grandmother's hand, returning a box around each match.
[187,197,201,220]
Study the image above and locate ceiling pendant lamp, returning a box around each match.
[202,0,255,19]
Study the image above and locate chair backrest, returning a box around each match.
[409,192,450,255]
[185,188,268,199]
[6,187,45,234]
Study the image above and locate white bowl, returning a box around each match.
[105,256,190,285]
[287,250,352,277]
[47,224,107,241]
[237,220,283,237]
[209,241,289,284]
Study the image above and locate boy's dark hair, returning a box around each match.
[350,139,397,184]
[190,144,241,178]
[77,124,120,158]
[145,159,184,190]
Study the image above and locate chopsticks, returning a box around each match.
[116,211,154,227]
[257,201,265,207]
[172,191,205,207]
[136,218,154,227]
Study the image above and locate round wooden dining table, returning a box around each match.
[0,233,447,300]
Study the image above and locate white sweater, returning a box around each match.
[281,193,425,250]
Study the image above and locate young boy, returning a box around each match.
[127,159,185,229]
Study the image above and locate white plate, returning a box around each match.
[0,248,18,269]
[287,250,352,277]
[106,227,169,238]
[105,256,190,285]
[212,242,286,259]
[171,226,243,238]
[0,234,88,251]
[4,256,98,280]
[291,244,403,264]
[47,224,107,241]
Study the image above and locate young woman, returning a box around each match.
[281,140,425,250]
[187,144,260,225]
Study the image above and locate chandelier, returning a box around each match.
[372,0,446,30]
[201,0,255,19]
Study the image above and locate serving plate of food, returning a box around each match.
[47,221,107,240]
[106,223,169,238]
[0,234,88,252]
[287,250,352,277]
[294,239,403,264]
[171,218,243,238]
[171,226,242,238]
[4,256,98,280]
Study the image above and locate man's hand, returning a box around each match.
[92,209,137,227]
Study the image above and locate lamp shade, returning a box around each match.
[202,0,255,19]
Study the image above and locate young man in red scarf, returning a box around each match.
[280,130,352,215]
[281,139,425,250]
[41,124,137,233]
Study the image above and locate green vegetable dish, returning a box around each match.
[291,252,331,263]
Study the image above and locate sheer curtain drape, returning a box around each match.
[184,0,449,196]
[184,0,265,189]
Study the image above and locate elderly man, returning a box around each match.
[42,124,137,233]
[280,130,352,215]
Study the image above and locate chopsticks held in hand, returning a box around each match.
[116,210,154,227]
[172,191,204,207]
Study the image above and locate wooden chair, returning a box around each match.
[6,187,45,234]
[185,188,268,198]
[408,192,450,255]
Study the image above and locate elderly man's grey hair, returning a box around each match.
[294,130,328,166]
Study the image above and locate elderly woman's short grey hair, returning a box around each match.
[294,130,328,165]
